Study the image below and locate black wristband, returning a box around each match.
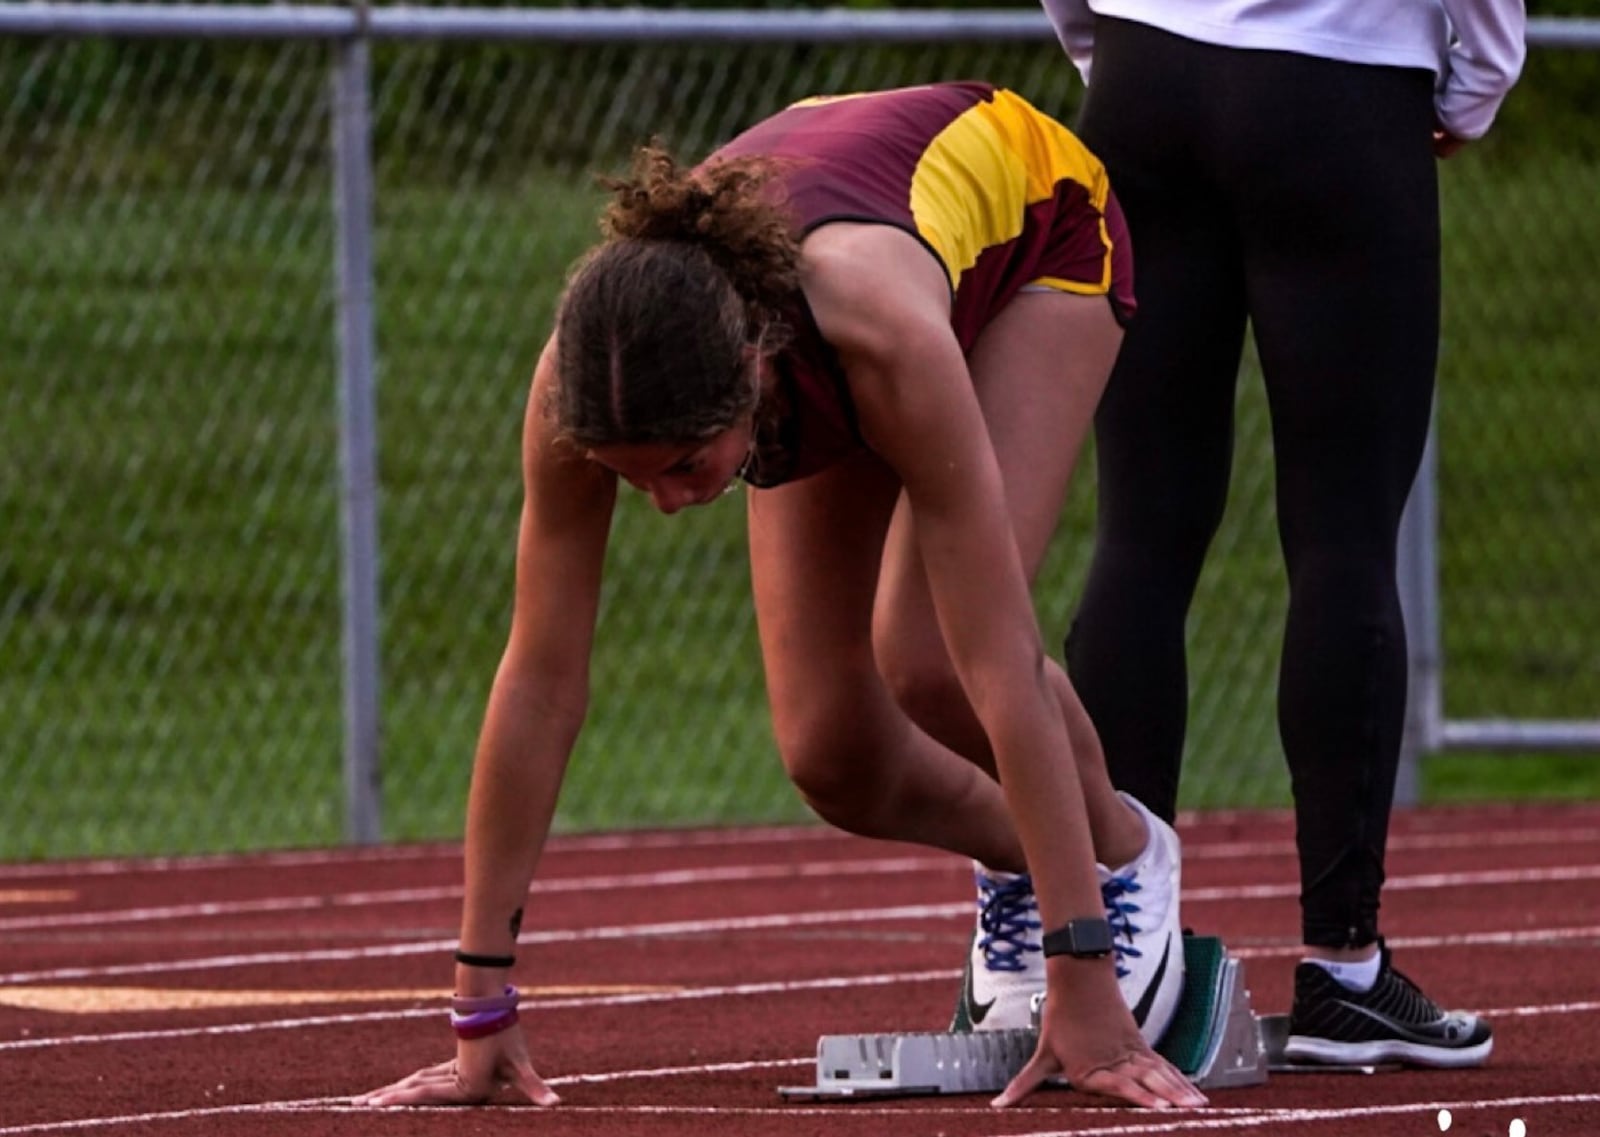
[454,949,516,969]
[1041,917,1115,959]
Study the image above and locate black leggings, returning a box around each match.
[1067,18,1441,948]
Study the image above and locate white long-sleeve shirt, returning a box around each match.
[1042,0,1526,140]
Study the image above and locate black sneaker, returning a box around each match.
[1284,944,1493,1068]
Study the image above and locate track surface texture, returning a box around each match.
[4,802,1598,1136]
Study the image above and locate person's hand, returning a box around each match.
[355,1028,560,1108]
[991,967,1207,1110]
[1433,124,1469,159]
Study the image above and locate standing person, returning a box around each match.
[356,82,1203,1112]
[1041,0,1525,1066]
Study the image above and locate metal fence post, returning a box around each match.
[331,17,383,843]
[1396,410,1443,806]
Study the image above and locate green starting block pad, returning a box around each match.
[778,935,1266,1101]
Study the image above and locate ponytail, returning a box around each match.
[552,144,800,449]
[599,145,799,340]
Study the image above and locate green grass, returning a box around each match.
[5,132,1599,860]
[1426,752,1600,804]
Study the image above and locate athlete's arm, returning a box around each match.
[800,222,1105,950]
[455,336,617,989]
[799,224,1194,1110]
[359,336,617,1108]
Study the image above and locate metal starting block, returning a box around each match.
[779,934,1268,1101]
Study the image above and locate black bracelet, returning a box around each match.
[454,949,516,969]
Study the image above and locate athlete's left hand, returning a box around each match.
[355,1026,560,1109]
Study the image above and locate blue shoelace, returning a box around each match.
[976,872,1041,973]
[1101,873,1144,979]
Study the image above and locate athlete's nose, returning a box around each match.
[649,483,694,515]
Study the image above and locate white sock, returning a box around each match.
[1306,953,1381,992]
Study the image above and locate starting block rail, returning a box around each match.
[779,935,1269,1101]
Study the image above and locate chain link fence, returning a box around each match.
[3,6,1597,859]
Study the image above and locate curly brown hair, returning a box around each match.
[552,145,802,449]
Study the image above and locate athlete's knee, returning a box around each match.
[878,651,967,745]
[771,698,896,832]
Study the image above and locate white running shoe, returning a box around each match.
[949,866,1044,1032]
[1100,792,1186,1045]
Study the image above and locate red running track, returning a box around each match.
[2,802,1598,1137]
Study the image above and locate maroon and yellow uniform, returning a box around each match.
[704,81,1135,486]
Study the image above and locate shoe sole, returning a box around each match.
[1283,1034,1494,1069]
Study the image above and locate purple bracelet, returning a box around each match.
[449,985,519,1015]
[451,1006,519,1041]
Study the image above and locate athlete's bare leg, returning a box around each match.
[748,289,1142,868]
[873,289,1144,866]
[748,451,1026,870]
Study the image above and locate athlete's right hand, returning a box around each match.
[992,961,1206,1111]
[355,1029,560,1108]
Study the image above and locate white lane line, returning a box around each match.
[0,826,845,881]
[10,856,1600,943]
[0,902,971,985]
[1185,861,1600,902]
[3,1084,1596,1136]
[2,1074,1056,1137]
[4,967,1596,1055]
[341,1104,1271,1116]
[0,1099,345,1135]
[7,887,1600,986]
[7,897,1600,989]
[552,1055,814,1085]
[1491,997,1600,1017]
[1188,826,1600,860]
[4,817,1596,883]
[983,1093,1600,1137]
[0,855,956,933]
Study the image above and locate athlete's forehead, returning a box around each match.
[586,439,707,480]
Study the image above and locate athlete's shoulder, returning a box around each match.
[800,223,952,358]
